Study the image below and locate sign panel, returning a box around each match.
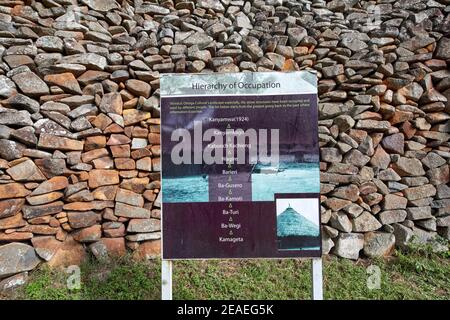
[161,71,321,259]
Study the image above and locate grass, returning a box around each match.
[2,246,449,300]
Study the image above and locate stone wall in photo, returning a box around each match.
[0,0,449,288]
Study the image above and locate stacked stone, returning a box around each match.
[314,0,450,259]
[0,0,449,288]
[0,0,165,285]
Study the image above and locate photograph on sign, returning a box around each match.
[276,197,320,251]
[160,71,320,259]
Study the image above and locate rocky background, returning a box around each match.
[0,0,449,291]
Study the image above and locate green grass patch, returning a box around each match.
[6,248,450,300]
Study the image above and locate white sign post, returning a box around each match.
[312,257,324,300]
[161,260,173,300]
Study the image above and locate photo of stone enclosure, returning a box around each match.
[252,162,320,201]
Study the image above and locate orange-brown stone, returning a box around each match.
[0,213,27,230]
[92,185,118,201]
[88,169,119,188]
[133,240,161,260]
[114,158,136,170]
[44,73,82,94]
[0,198,25,219]
[31,176,69,196]
[46,235,86,268]
[84,136,107,151]
[110,145,131,158]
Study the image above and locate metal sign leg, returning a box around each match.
[312,257,323,300]
[162,260,173,300]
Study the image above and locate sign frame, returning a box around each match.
[160,71,323,300]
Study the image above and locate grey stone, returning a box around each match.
[323,225,339,238]
[36,36,64,52]
[393,223,414,249]
[378,168,402,181]
[355,120,391,132]
[322,233,335,255]
[234,12,252,30]
[0,139,26,160]
[33,119,69,137]
[0,243,40,279]
[370,146,391,170]
[265,53,285,70]
[181,32,213,47]
[421,152,446,169]
[2,94,40,113]
[11,72,49,97]
[363,232,395,258]
[330,212,352,233]
[381,133,404,154]
[22,201,64,219]
[127,219,161,233]
[379,210,407,225]
[61,53,107,70]
[321,148,342,162]
[352,211,382,232]
[333,233,364,260]
[403,184,437,201]
[131,138,148,150]
[0,110,33,126]
[436,184,450,199]
[435,37,450,60]
[197,0,225,12]
[67,104,98,119]
[426,165,449,186]
[341,37,368,52]
[99,92,122,115]
[0,75,17,98]
[81,0,118,12]
[400,36,435,52]
[287,27,308,47]
[411,227,447,252]
[332,184,360,202]
[71,117,92,132]
[392,157,425,176]
[343,149,370,167]
[0,272,28,292]
[19,128,41,152]
[125,232,161,242]
[416,218,437,232]
[383,194,407,210]
[333,115,354,132]
[343,203,364,218]
[242,40,263,61]
[115,202,150,219]
[0,125,12,139]
[388,182,408,192]
[437,216,450,228]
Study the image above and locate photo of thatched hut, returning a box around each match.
[276,199,320,251]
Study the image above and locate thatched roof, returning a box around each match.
[277,204,319,237]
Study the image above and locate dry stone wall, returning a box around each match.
[0,0,449,288]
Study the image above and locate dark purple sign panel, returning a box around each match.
[160,72,321,259]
